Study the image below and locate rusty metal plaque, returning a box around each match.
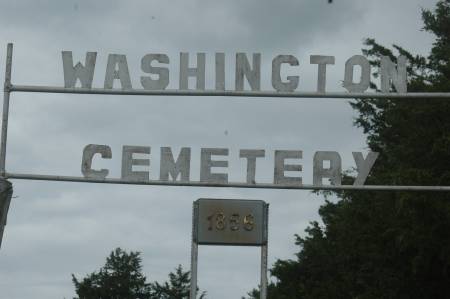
[193,198,268,246]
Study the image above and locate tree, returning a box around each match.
[72,248,205,299]
[72,248,152,299]
[245,1,450,298]
[149,265,206,299]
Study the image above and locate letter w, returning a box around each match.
[62,51,97,88]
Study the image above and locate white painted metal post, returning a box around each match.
[260,244,268,299]
[190,240,198,299]
[0,43,13,176]
[260,202,269,299]
[190,202,199,299]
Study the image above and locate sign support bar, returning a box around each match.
[260,244,268,299]
[1,43,12,175]
[8,84,450,99]
[6,172,450,192]
[260,202,269,299]
[190,199,269,299]
[190,202,199,299]
[190,240,198,299]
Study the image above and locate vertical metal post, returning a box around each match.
[260,202,269,299]
[260,244,268,299]
[190,201,199,299]
[190,240,198,299]
[0,43,13,176]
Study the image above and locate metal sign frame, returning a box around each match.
[0,42,449,298]
[190,199,269,299]
[2,43,450,191]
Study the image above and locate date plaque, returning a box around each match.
[193,198,268,246]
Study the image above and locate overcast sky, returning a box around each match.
[0,0,438,298]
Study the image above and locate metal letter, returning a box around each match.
[236,53,261,91]
[180,53,206,90]
[310,55,335,93]
[121,146,150,181]
[353,152,379,185]
[200,148,228,183]
[381,56,407,93]
[141,54,170,90]
[273,150,302,185]
[104,54,132,89]
[313,151,342,186]
[81,144,112,179]
[271,55,299,92]
[240,149,265,184]
[62,51,97,88]
[160,147,191,182]
[215,53,225,91]
[343,55,370,93]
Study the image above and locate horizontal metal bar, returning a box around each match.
[6,172,450,192]
[10,85,450,99]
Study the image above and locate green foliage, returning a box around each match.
[72,248,205,299]
[245,1,450,298]
[72,248,152,299]
[149,265,206,299]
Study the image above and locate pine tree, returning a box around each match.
[72,249,205,299]
[149,265,206,299]
[72,248,152,299]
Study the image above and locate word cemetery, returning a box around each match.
[81,145,379,187]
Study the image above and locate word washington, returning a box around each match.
[81,145,379,186]
[63,52,407,93]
